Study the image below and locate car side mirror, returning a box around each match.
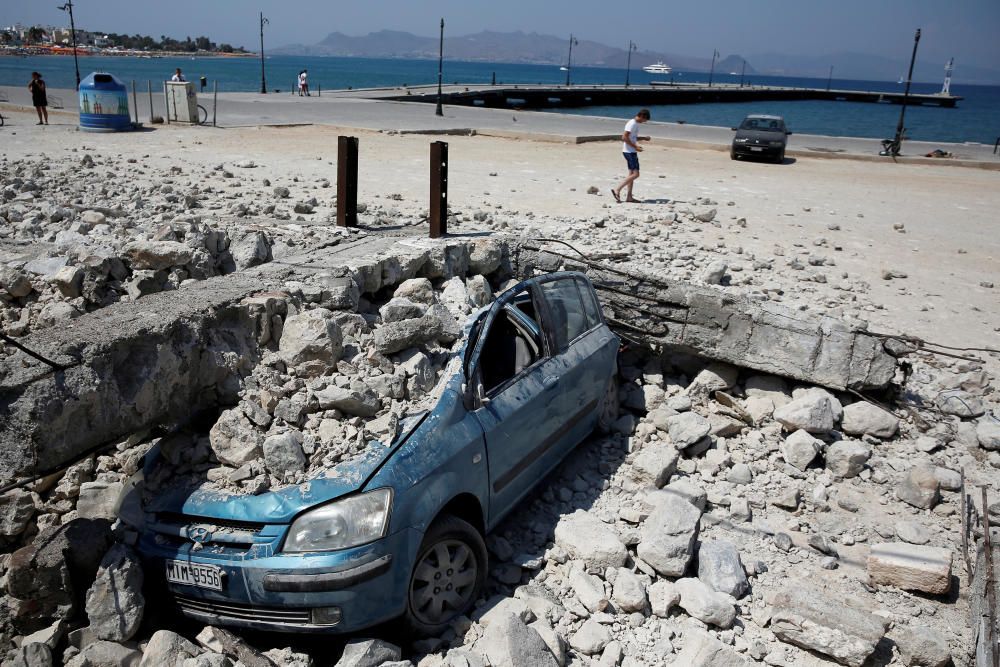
[786,130,793,135]
[730,127,738,131]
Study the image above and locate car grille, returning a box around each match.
[174,594,312,625]
[151,513,267,550]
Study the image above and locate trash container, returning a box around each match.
[165,81,199,124]
[78,72,132,132]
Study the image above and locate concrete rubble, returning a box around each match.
[1,151,996,667]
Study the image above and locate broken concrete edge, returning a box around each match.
[0,234,510,486]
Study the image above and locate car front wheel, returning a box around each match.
[730,148,738,160]
[404,515,487,636]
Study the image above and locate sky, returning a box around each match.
[3,0,998,70]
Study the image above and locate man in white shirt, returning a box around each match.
[171,68,185,82]
[611,109,650,203]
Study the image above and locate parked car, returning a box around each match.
[127,271,620,635]
[730,114,791,163]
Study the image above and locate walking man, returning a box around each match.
[611,109,650,203]
[28,72,48,125]
[171,68,186,82]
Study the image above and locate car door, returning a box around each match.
[536,275,617,457]
[466,282,565,525]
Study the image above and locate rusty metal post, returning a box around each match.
[336,136,358,228]
[963,468,972,579]
[429,141,448,238]
[984,487,999,667]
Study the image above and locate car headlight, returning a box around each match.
[734,137,749,143]
[769,140,784,147]
[284,488,393,552]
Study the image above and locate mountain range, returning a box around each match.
[273,30,1000,84]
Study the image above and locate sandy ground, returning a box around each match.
[1,103,998,354]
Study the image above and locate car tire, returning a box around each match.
[596,375,620,434]
[403,514,487,637]
[730,149,737,160]
[776,150,785,164]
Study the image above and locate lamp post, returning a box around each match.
[625,41,637,87]
[739,59,746,88]
[826,65,833,91]
[56,1,80,89]
[435,18,444,116]
[565,34,578,87]
[890,28,921,154]
[259,12,268,94]
[708,49,719,87]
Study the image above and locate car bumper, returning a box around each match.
[138,525,421,633]
[732,143,783,158]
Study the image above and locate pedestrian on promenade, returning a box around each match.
[611,109,650,203]
[28,72,48,125]
[298,70,310,96]
[171,68,185,82]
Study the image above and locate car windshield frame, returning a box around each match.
[739,117,786,133]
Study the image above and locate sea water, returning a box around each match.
[2,54,997,144]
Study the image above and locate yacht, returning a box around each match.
[642,61,672,74]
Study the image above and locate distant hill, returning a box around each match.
[273,30,999,84]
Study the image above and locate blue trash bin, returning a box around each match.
[79,72,132,132]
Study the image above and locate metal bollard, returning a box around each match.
[131,80,138,125]
[212,81,218,127]
[336,136,359,228]
[147,80,153,123]
[429,141,448,238]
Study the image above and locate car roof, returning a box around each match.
[742,114,785,121]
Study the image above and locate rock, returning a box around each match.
[687,363,739,398]
[867,543,952,595]
[139,630,201,667]
[934,389,985,418]
[674,630,748,667]
[262,431,307,476]
[195,626,277,667]
[278,309,344,375]
[379,297,426,323]
[84,545,144,641]
[230,231,273,269]
[648,580,680,617]
[529,621,565,667]
[726,463,752,485]
[977,417,1000,450]
[23,256,69,278]
[697,540,748,598]
[770,586,887,667]
[569,566,608,613]
[611,568,647,613]
[373,314,445,355]
[476,595,535,627]
[666,412,712,448]
[841,401,899,438]
[932,466,962,492]
[124,240,193,270]
[478,612,559,667]
[674,577,737,628]
[76,481,124,521]
[393,278,435,304]
[553,510,627,570]
[314,385,381,417]
[890,625,952,667]
[637,492,701,577]
[895,521,930,545]
[64,640,141,667]
[694,208,717,222]
[49,265,84,298]
[8,643,54,667]
[700,260,728,285]
[825,440,871,478]
[897,465,941,509]
[0,489,37,538]
[773,392,839,433]
[781,430,821,471]
[209,408,264,467]
[630,445,679,488]
[569,618,613,656]
[466,275,493,308]
[659,480,707,511]
[80,210,107,226]
[0,265,34,298]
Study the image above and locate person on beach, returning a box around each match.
[171,68,185,82]
[28,72,48,125]
[611,109,650,203]
[298,70,310,96]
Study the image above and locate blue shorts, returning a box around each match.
[623,152,640,171]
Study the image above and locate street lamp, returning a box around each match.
[56,1,80,89]
[259,12,268,94]
[565,34,578,87]
[826,65,833,91]
[435,18,444,116]
[887,28,921,156]
[625,41,637,87]
[739,59,746,88]
[708,49,719,87]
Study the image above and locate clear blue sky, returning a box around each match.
[3,0,997,69]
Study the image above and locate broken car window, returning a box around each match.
[540,279,589,352]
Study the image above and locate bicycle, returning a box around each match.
[0,112,4,127]
[879,137,900,157]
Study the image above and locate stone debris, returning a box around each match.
[554,511,627,570]
[867,542,953,594]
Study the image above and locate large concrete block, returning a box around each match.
[868,542,952,595]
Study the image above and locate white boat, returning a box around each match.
[642,61,672,74]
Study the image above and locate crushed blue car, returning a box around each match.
[126,271,620,635]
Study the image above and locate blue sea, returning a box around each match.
[2,54,998,144]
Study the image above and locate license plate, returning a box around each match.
[750,147,763,152]
[165,560,223,590]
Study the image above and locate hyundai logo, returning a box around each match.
[188,526,213,544]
